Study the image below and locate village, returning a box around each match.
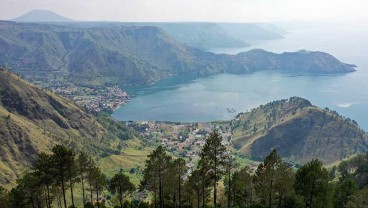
[52,85,130,112]
[128,121,260,173]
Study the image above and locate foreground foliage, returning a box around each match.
[2,131,368,208]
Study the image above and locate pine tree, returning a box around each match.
[141,146,172,208]
[172,158,187,208]
[77,151,91,206]
[199,130,227,208]
[91,167,106,208]
[230,167,253,207]
[253,149,294,208]
[34,153,54,208]
[295,159,330,208]
[51,145,74,208]
[109,172,135,208]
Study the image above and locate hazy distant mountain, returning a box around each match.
[11,9,73,22]
[118,22,284,50]
[119,22,249,50]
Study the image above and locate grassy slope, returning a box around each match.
[231,97,368,164]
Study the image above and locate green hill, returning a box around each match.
[231,97,368,164]
[0,69,150,188]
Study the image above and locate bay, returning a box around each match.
[113,24,368,130]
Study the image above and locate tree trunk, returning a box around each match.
[119,187,123,208]
[159,172,163,208]
[46,184,52,208]
[197,188,200,208]
[214,181,217,208]
[81,172,86,207]
[179,171,182,208]
[96,182,100,208]
[173,191,177,208]
[228,170,231,208]
[61,174,67,208]
[269,170,274,208]
[36,193,42,208]
[29,189,35,208]
[70,175,75,208]
[89,174,93,204]
[202,174,206,208]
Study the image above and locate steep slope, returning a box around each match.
[231,97,368,164]
[0,69,124,187]
[11,10,73,22]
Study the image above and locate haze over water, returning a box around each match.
[113,24,368,130]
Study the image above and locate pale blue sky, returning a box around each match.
[0,0,367,23]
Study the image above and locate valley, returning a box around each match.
[1,3,368,207]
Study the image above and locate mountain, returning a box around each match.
[119,23,286,50]
[11,10,73,22]
[0,69,134,187]
[231,97,368,164]
[0,21,356,87]
[229,49,357,73]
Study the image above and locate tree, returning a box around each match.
[172,158,187,208]
[199,130,227,208]
[197,158,212,208]
[90,167,106,208]
[295,159,330,208]
[51,145,75,208]
[253,149,294,208]
[230,167,253,208]
[333,178,358,208]
[273,162,295,208]
[77,151,91,206]
[14,172,45,208]
[224,155,237,208]
[0,186,9,208]
[109,172,135,208]
[141,146,172,208]
[345,187,368,208]
[34,153,54,208]
[186,169,203,208]
[8,186,28,208]
[86,157,97,204]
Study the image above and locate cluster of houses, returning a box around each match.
[130,121,234,173]
[53,85,129,112]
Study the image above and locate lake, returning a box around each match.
[113,24,368,130]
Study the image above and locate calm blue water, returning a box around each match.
[113,25,368,130]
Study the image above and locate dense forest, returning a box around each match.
[1,131,367,208]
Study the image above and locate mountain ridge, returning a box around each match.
[0,21,356,87]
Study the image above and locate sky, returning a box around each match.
[0,0,367,23]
